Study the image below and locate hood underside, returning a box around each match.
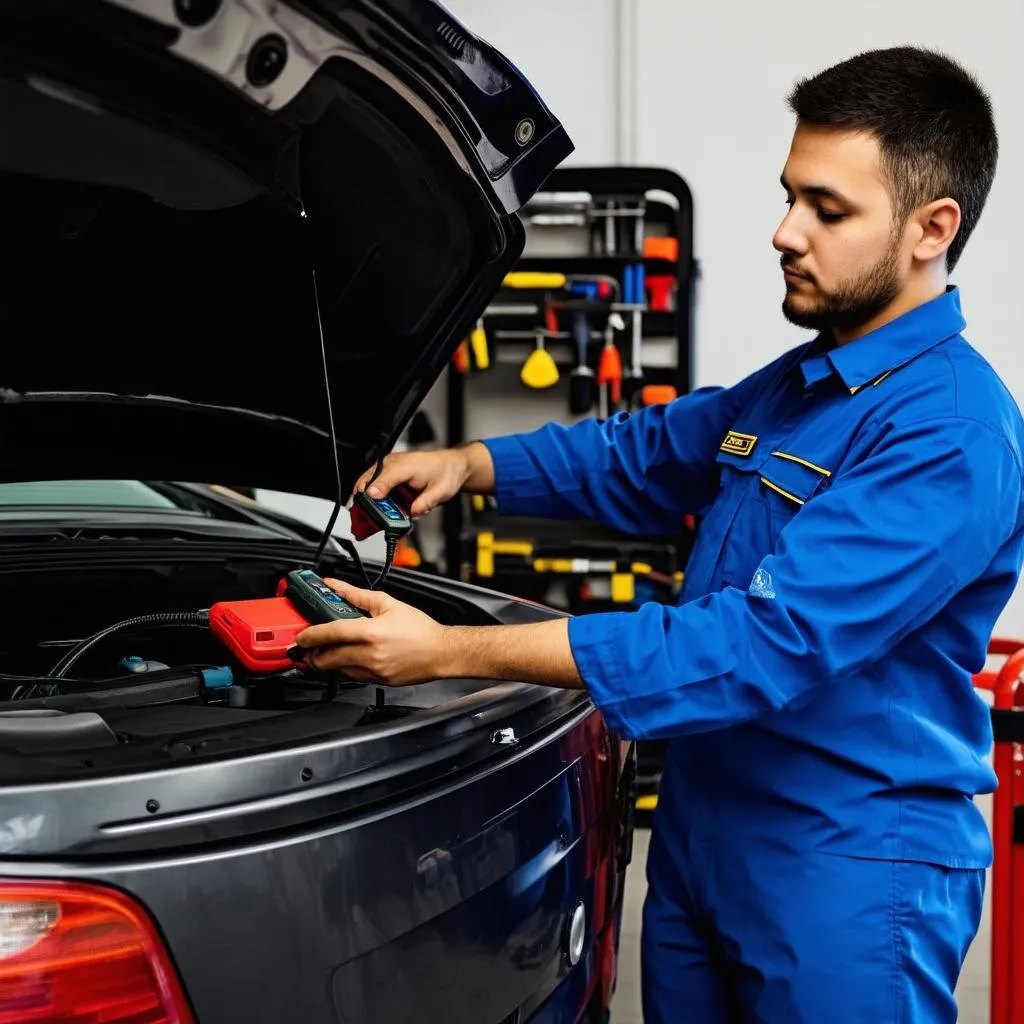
[0,0,572,498]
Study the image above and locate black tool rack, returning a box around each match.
[442,166,698,616]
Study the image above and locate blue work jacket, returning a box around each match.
[483,287,1024,867]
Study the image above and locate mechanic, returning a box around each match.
[294,47,1024,1023]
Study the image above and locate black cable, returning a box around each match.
[304,214,392,588]
[333,530,395,591]
[310,265,344,575]
[49,611,211,679]
[373,531,399,591]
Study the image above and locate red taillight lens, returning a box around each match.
[0,880,194,1024]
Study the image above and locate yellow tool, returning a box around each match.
[476,533,534,578]
[469,318,489,370]
[520,328,559,389]
[503,272,568,290]
[610,573,635,603]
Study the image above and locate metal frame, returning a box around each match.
[973,636,1024,1024]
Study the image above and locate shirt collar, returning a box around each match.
[798,286,966,393]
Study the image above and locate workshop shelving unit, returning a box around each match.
[442,166,697,799]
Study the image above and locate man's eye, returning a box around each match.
[818,210,844,223]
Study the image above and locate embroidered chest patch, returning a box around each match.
[720,430,758,457]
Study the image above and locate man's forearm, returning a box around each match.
[456,440,497,495]
[440,619,585,689]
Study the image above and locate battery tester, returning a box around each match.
[208,262,414,674]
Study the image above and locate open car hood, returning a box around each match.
[0,0,572,498]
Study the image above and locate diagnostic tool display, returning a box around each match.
[282,569,367,624]
[350,488,414,541]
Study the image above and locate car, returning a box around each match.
[0,3,637,1023]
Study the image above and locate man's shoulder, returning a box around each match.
[879,334,1024,468]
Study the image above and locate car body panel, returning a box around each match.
[0,0,573,498]
[0,701,633,1023]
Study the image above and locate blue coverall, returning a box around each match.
[482,287,1024,1022]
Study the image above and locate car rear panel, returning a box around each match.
[0,706,630,1024]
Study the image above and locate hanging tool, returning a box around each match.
[503,272,568,290]
[569,310,596,415]
[520,325,559,389]
[640,384,678,406]
[567,275,618,303]
[644,236,679,263]
[633,200,647,255]
[646,275,677,312]
[597,313,624,414]
[545,297,560,337]
[469,318,490,370]
[485,303,540,317]
[452,338,470,374]
[623,264,645,399]
[603,200,617,254]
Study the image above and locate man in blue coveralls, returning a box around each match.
[295,47,1024,1022]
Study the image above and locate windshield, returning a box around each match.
[0,481,180,509]
[0,481,253,520]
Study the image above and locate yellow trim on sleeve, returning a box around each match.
[769,451,832,478]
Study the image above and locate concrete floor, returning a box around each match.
[610,794,993,1023]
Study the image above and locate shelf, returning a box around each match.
[511,255,685,278]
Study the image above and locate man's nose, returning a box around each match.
[773,209,807,255]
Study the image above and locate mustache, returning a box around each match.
[780,258,813,280]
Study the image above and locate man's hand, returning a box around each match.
[293,580,453,686]
[292,579,586,691]
[353,443,495,519]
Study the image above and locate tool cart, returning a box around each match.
[974,638,1024,1024]
[442,166,697,806]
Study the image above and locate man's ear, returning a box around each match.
[911,197,961,265]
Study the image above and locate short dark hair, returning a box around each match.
[787,47,998,271]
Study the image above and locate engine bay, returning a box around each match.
[0,552,499,740]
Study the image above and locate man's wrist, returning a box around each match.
[435,625,464,679]
[455,440,495,495]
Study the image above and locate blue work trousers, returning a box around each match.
[641,817,985,1023]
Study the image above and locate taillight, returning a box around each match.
[0,879,194,1024]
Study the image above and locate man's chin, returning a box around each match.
[782,297,830,331]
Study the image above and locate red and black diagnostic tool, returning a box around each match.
[209,570,367,673]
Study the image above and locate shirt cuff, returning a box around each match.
[480,435,549,516]
[567,612,634,733]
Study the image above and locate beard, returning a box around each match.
[781,233,903,334]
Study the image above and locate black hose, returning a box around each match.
[50,610,210,679]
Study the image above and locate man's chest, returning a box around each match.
[682,373,877,598]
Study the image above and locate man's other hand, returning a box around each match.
[352,444,494,518]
